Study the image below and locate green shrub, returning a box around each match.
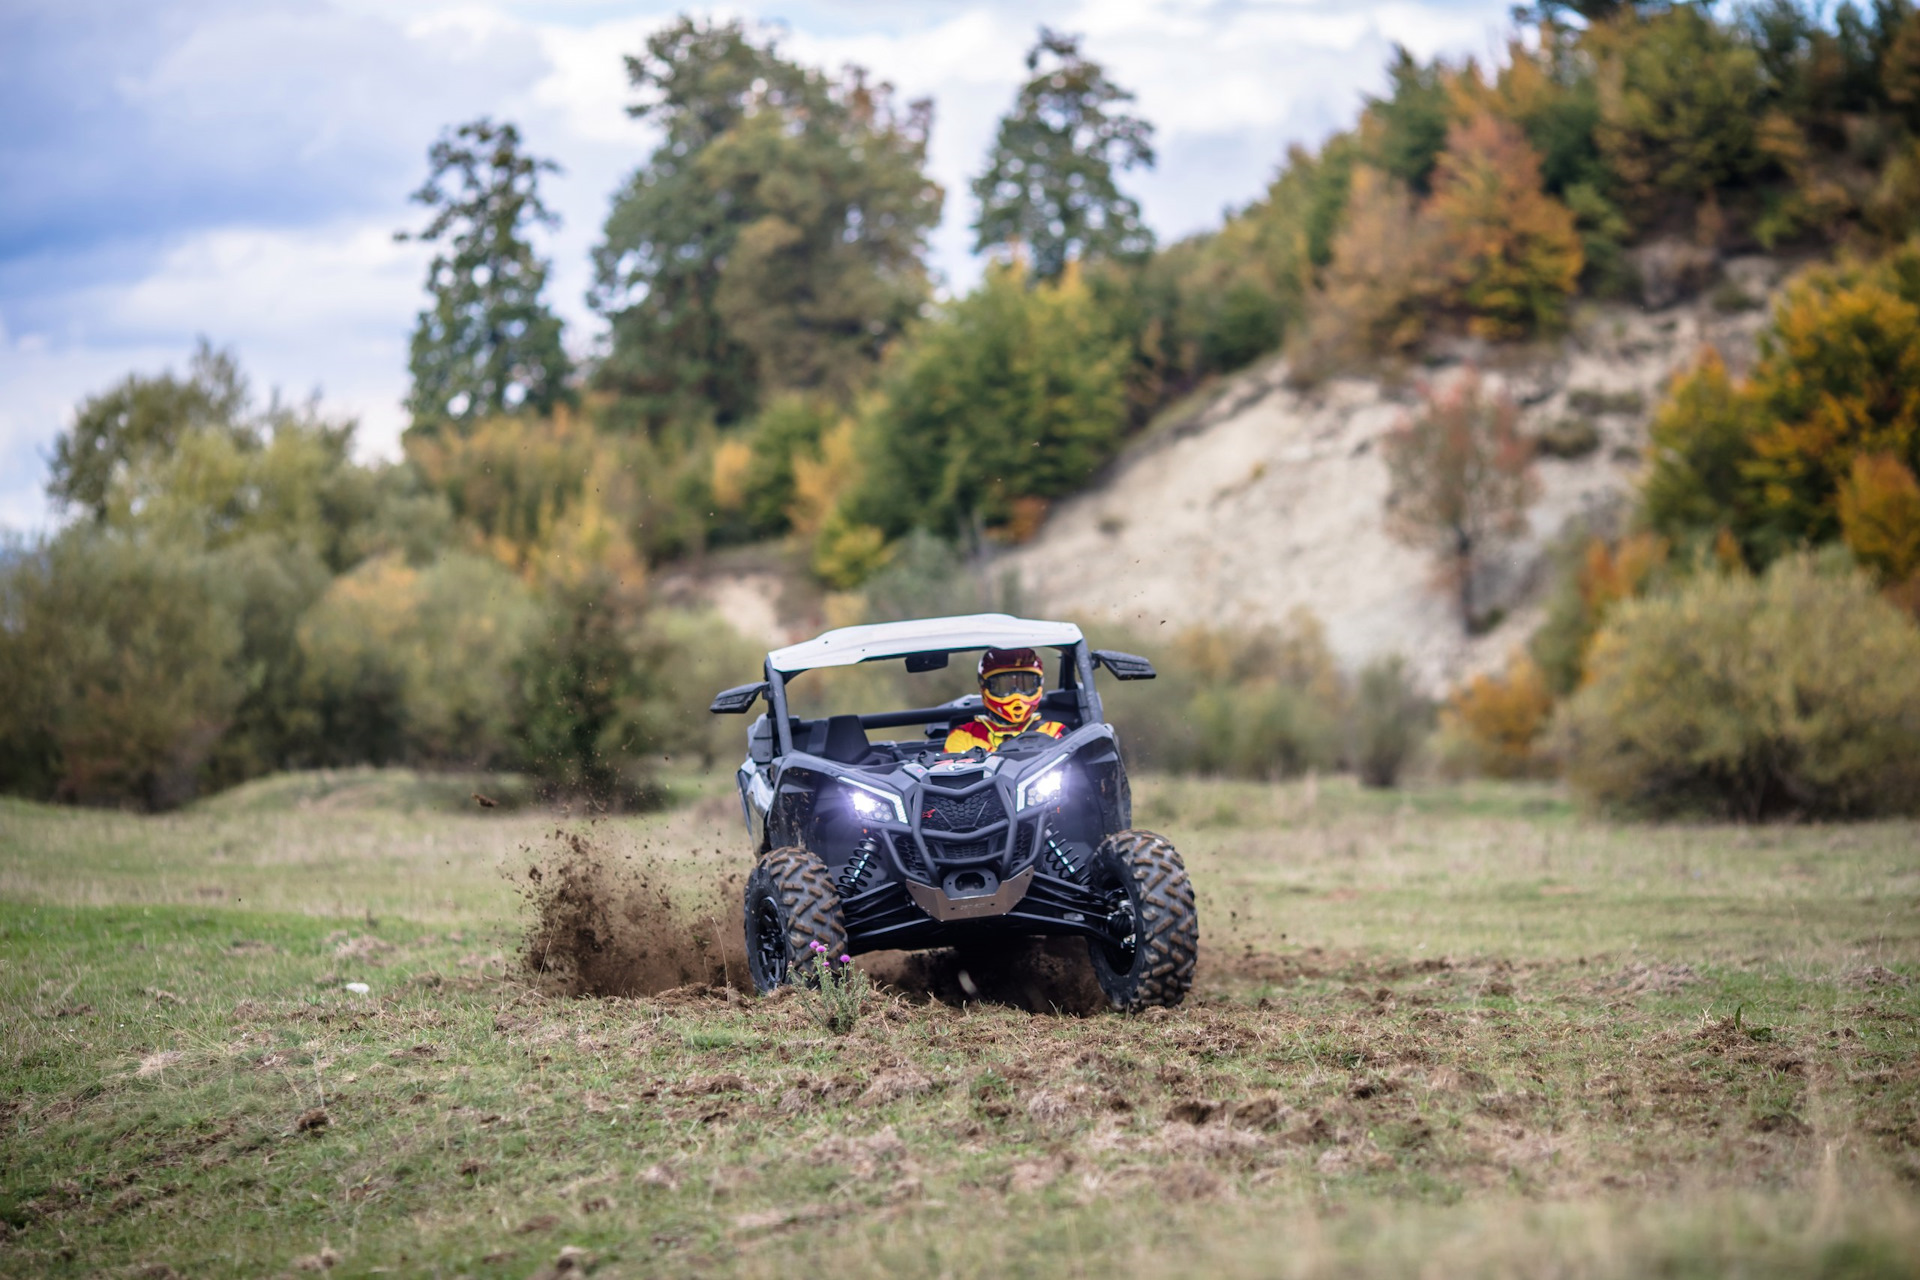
[1101,615,1349,780]
[1566,387,1645,416]
[0,533,244,808]
[855,531,1022,624]
[1188,682,1344,779]
[510,582,668,805]
[733,394,837,538]
[1552,554,1920,817]
[645,607,770,771]
[850,260,1131,539]
[1351,655,1433,788]
[1529,530,1672,696]
[298,551,542,768]
[1534,416,1603,459]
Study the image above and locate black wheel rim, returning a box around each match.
[1091,865,1139,974]
[751,895,788,988]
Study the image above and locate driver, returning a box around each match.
[943,648,1066,753]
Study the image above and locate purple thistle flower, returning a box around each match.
[809,940,828,952]
[838,955,852,964]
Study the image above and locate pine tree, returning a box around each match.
[402,119,570,436]
[1362,46,1457,196]
[972,28,1156,280]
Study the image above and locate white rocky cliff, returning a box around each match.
[995,256,1787,691]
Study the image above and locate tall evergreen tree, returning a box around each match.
[401,119,570,436]
[591,18,941,436]
[971,28,1156,280]
[1362,46,1456,196]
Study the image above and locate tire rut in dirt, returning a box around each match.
[744,847,848,994]
[1087,829,1198,1011]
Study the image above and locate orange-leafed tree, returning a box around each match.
[1530,531,1672,696]
[1839,452,1920,616]
[1307,165,1445,364]
[1441,650,1555,778]
[1638,244,1920,567]
[1382,368,1539,632]
[1746,270,1920,553]
[1426,113,1584,339]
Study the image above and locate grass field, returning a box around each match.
[2,770,1917,1278]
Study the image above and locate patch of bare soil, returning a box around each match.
[512,829,749,997]
[863,938,1110,1015]
[1598,962,1702,997]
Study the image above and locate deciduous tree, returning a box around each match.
[592,19,940,434]
[850,262,1130,541]
[1382,368,1539,631]
[1427,113,1585,338]
[1592,7,1769,230]
[47,341,248,520]
[1838,451,1920,614]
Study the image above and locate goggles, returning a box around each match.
[983,670,1042,698]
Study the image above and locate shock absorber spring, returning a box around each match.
[839,835,879,896]
[1044,834,1080,880]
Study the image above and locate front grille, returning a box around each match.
[888,832,929,879]
[1011,821,1035,870]
[926,838,991,861]
[923,789,1006,832]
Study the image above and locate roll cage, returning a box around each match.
[709,612,1153,761]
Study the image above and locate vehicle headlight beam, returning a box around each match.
[840,777,907,824]
[1017,762,1067,810]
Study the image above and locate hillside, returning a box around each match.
[994,256,1787,691]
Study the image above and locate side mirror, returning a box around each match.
[1091,649,1156,680]
[904,651,950,673]
[710,681,769,714]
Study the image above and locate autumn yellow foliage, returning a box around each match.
[1839,452,1920,616]
[1581,531,1670,616]
[1427,114,1584,338]
[1440,650,1555,778]
[404,409,647,599]
[1308,118,1581,364]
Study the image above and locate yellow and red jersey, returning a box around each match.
[942,716,1065,754]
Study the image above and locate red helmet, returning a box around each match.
[978,647,1044,728]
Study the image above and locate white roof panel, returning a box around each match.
[768,613,1084,673]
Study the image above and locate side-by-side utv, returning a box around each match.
[710,613,1197,1011]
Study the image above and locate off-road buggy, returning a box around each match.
[710,613,1198,1011]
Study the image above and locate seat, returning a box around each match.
[1038,689,1083,730]
[819,714,871,765]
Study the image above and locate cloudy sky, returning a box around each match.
[0,0,1516,532]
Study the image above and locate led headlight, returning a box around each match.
[1017,762,1067,810]
[840,778,907,824]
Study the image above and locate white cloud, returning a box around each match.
[2,0,1520,534]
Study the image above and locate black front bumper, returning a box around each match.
[841,864,1118,954]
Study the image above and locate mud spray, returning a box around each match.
[511,828,752,997]
[511,827,1110,1013]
